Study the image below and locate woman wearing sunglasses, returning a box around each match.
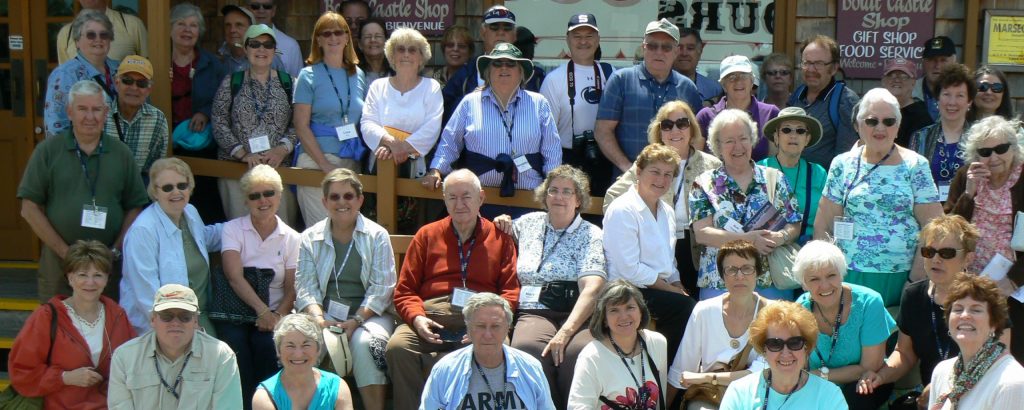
[218,164,301,408]
[45,9,119,138]
[814,88,943,308]
[910,64,976,192]
[294,168,396,410]
[945,114,1024,363]
[122,158,223,335]
[696,56,779,161]
[971,65,1014,121]
[758,107,826,245]
[604,100,721,296]
[212,24,299,228]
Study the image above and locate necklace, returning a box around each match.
[63,299,103,329]
[611,336,638,364]
[725,295,760,349]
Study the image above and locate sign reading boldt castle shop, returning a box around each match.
[837,0,936,79]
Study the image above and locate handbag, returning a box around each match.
[1011,211,1024,252]
[682,343,755,407]
[0,303,58,409]
[209,266,275,323]
[538,281,580,313]
[763,168,803,290]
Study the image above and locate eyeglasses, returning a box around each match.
[444,42,470,50]
[764,336,807,352]
[724,73,752,83]
[920,247,965,260]
[863,117,897,128]
[361,34,385,41]
[660,118,691,131]
[395,45,420,54]
[328,192,357,201]
[119,76,151,88]
[157,311,196,323]
[487,23,515,32]
[801,60,834,70]
[246,40,276,49]
[723,265,757,277]
[765,69,791,77]
[978,142,1012,158]
[644,41,676,53]
[159,182,190,193]
[84,31,113,41]
[780,127,808,135]
[318,29,348,38]
[978,82,1005,94]
[886,73,912,81]
[490,60,518,69]
[249,3,274,10]
[546,187,576,197]
[247,190,277,201]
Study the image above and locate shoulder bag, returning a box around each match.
[681,342,755,407]
[209,266,275,323]
[763,167,803,290]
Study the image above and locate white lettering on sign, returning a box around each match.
[9,35,23,51]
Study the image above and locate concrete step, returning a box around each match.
[0,310,31,341]
[0,265,37,301]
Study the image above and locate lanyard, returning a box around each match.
[74,139,103,202]
[332,240,355,300]
[842,144,895,208]
[153,351,193,401]
[80,55,116,98]
[673,149,690,206]
[323,63,352,124]
[611,334,650,409]
[473,357,508,410]
[762,370,801,410]
[453,218,479,287]
[812,290,845,368]
[249,72,275,124]
[491,96,518,155]
[534,220,570,274]
[566,61,603,136]
[112,113,126,142]
[929,286,952,360]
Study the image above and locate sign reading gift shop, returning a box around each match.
[836,0,936,79]
[320,0,454,35]
[983,10,1024,72]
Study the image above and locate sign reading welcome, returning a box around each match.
[836,0,935,79]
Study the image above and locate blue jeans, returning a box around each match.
[215,321,277,410]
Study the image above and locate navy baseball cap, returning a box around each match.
[483,5,516,25]
[567,13,599,32]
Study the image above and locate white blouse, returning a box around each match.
[668,294,768,389]
[602,186,678,286]
[64,300,106,366]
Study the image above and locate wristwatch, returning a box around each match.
[820,366,830,381]
[353,315,367,325]
[711,374,719,386]
[110,247,122,261]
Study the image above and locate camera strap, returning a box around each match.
[566,61,603,136]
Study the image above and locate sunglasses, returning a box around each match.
[920,247,964,260]
[318,29,347,38]
[444,42,470,50]
[864,117,897,128]
[246,40,276,49]
[157,311,196,323]
[247,190,277,201]
[660,117,691,131]
[780,127,808,135]
[328,192,357,201]
[490,60,518,69]
[487,23,515,32]
[764,336,807,352]
[119,76,151,88]
[978,142,1012,158]
[249,3,274,10]
[765,69,791,77]
[84,31,113,41]
[644,41,675,53]
[978,82,1005,93]
[159,182,190,193]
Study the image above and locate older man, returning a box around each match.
[19,80,149,302]
[786,34,861,167]
[914,36,957,121]
[386,169,520,410]
[595,18,702,175]
[107,284,241,409]
[246,0,302,78]
[104,55,167,182]
[56,0,148,64]
[421,292,554,410]
[882,58,933,147]
[673,26,722,106]
[217,5,286,73]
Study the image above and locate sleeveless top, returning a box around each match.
[259,369,341,410]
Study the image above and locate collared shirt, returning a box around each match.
[421,344,556,410]
[221,215,300,310]
[360,76,442,175]
[56,7,148,64]
[44,55,119,138]
[693,71,724,105]
[295,214,397,316]
[786,78,861,167]
[602,186,678,286]
[104,100,169,176]
[107,331,242,409]
[217,42,287,74]
[431,88,562,189]
[211,70,296,160]
[540,61,614,148]
[597,63,703,162]
[511,212,606,310]
[271,25,303,78]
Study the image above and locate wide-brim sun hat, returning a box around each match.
[763,106,824,148]
[476,42,534,85]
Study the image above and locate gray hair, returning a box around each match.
[272,313,323,354]
[170,3,206,37]
[963,115,1024,163]
[707,108,759,158]
[67,80,107,107]
[855,88,902,125]
[240,164,284,194]
[442,169,482,195]
[462,292,513,327]
[384,28,432,70]
[71,9,114,42]
[792,240,848,284]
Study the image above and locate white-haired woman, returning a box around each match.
[690,109,802,301]
[814,88,943,307]
[793,240,897,408]
[45,9,118,137]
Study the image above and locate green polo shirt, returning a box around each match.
[17,130,149,246]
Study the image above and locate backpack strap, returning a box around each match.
[828,81,845,134]
[46,302,57,365]
[276,69,293,98]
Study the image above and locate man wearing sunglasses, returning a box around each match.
[914,36,958,122]
[108,284,242,408]
[104,55,168,184]
[595,18,702,176]
[247,0,302,78]
[218,5,286,74]
[56,0,148,64]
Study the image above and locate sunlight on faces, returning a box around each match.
[246,182,281,217]
[643,32,679,74]
[151,308,199,351]
[801,265,844,306]
[115,72,151,107]
[673,34,701,73]
[359,22,386,58]
[245,34,276,68]
[764,63,792,93]
[171,16,201,48]
[882,71,913,101]
[466,305,510,349]
[718,122,753,167]
[775,120,811,157]
[67,265,108,300]
[153,169,192,216]
[922,234,971,285]
[76,21,111,60]
[443,176,484,227]
[800,43,837,91]
[975,74,1004,113]
[278,330,320,370]
[567,27,599,60]
[316,24,349,56]
[544,177,581,217]
[857,100,900,151]
[487,59,523,90]
[322,181,363,223]
[605,298,642,340]
[721,254,758,294]
[443,41,470,68]
[938,83,971,122]
[722,72,754,102]
[660,110,692,152]
[977,135,1015,175]
[68,93,109,137]
[764,324,807,374]
[637,161,675,199]
[949,296,994,346]
[391,42,423,73]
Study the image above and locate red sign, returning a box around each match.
[836,0,936,79]
[321,0,455,36]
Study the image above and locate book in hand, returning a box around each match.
[743,202,789,232]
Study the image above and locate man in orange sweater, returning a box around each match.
[386,169,520,410]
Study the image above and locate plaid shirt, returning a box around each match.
[104,101,168,176]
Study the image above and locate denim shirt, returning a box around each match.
[45,55,119,138]
[420,345,555,410]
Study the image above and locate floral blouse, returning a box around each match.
[211,70,296,161]
[689,164,802,289]
[512,212,606,310]
[969,164,1022,273]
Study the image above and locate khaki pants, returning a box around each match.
[294,153,360,228]
[217,177,299,228]
[384,296,465,410]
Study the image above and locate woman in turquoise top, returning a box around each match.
[294,12,367,227]
[791,240,896,409]
[757,107,827,244]
[814,88,943,307]
[254,313,354,410]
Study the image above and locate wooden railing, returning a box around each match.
[181,156,605,233]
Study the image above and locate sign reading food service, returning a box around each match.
[836,0,935,79]
[984,11,1024,69]
[320,0,455,35]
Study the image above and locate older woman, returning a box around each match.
[253,314,354,410]
[9,240,136,409]
[757,107,826,244]
[911,64,976,193]
[972,65,1014,121]
[295,168,396,410]
[212,24,298,227]
[432,26,473,87]
[568,280,669,410]
[217,164,300,408]
[718,301,847,409]
[605,100,721,295]
[45,9,118,138]
[946,114,1024,362]
[426,42,561,211]
[668,240,771,409]
[294,12,366,227]
[929,274,1024,409]
[122,158,222,335]
[696,56,779,160]
[357,18,394,86]
[691,109,803,301]
[360,27,442,179]
[758,53,794,109]
[880,58,933,148]
[791,240,896,408]
[814,88,943,307]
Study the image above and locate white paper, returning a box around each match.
[520,286,542,303]
[451,287,476,307]
[326,300,350,321]
[723,219,744,233]
[335,124,358,141]
[81,205,108,229]
[514,155,531,173]
[938,184,951,201]
[248,135,271,153]
[981,253,1013,282]
[833,220,855,241]
[1012,286,1024,303]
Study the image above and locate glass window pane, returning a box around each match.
[0,69,11,110]
[112,0,139,15]
[49,22,65,64]
[0,0,8,18]
[47,0,74,17]
[0,25,8,63]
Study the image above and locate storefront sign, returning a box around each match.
[320,0,454,35]
[984,10,1024,71]
[836,0,935,79]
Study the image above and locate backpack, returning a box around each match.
[789,81,845,134]
[229,69,293,114]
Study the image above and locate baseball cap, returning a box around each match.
[483,5,516,25]
[153,284,199,312]
[645,18,680,42]
[567,13,598,32]
[118,55,153,79]
[883,58,917,77]
[221,5,255,24]
[922,36,955,58]
[719,55,754,81]
[244,23,277,43]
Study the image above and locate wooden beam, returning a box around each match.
[964,0,980,69]
[376,159,398,233]
[149,0,171,154]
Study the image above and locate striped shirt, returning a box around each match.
[431,88,562,189]
[104,101,168,176]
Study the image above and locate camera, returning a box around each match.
[572,130,601,163]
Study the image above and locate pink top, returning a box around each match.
[970,164,1022,273]
[221,215,301,309]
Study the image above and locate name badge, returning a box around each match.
[336,124,358,141]
[833,216,855,241]
[520,286,542,303]
[81,204,108,229]
[451,287,476,308]
[513,155,532,174]
[723,218,744,233]
[248,135,271,153]
[937,184,951,201]
[326,300,350,322]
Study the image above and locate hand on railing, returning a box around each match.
[421,169,442,191]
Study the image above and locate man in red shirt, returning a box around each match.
[386,169,520,410]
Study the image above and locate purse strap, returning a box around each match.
[799,160,813,239]
[726,341,755,372]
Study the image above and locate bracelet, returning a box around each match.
[781,230,791,243]
[257,307,272,318]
